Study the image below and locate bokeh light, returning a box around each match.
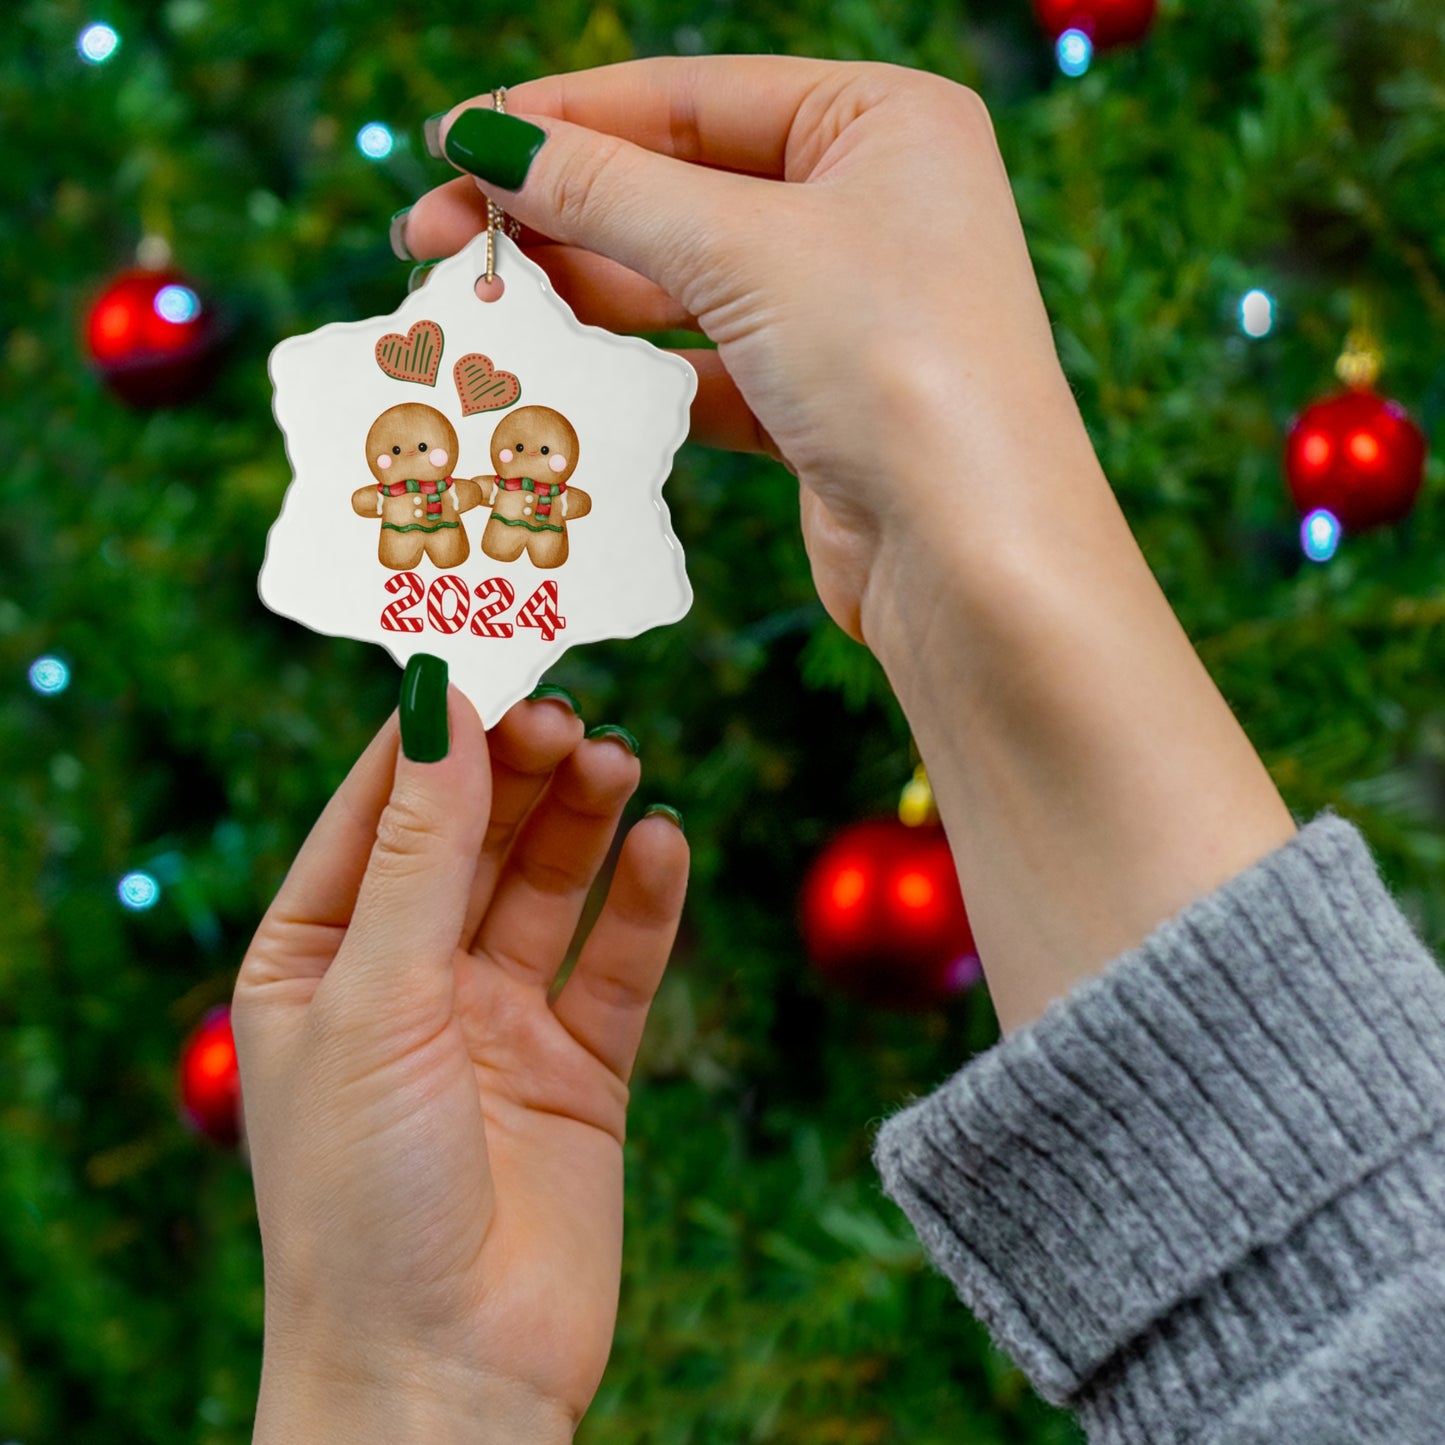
[1299,431,1331,470]
[830,865,867,911]
[895,870,936,911]
[28,657,70,695]
[78,22,120,64]
[1240,288,1274,337]
[356,122,395,159]
[946,952,983,992]
[1301,508,1341,563]
[153,284,201,324]
[1057,29,1093,76]
[118,871,161,910]
[1348,430,1381,466]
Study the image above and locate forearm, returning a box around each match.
[859,376,1297,1034]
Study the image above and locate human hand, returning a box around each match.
[402,56,1100,643]
[399,58,1299,1052]
[232,677,688,1442]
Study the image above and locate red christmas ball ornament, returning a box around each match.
[178,1005,242,1147]
[85,267,221,407]
[1285,388,1427,533]
[1034,0,1157,49]
[800,818,981,1011]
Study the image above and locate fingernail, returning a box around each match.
[644,803,684,834]
[527,684,582,716]
[408,260,441,294]
[443,107,546,191]
[388,206,413,261]
[585,723,639,756]
[400,654,449,762]
[423,111,447,160]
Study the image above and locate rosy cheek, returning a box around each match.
[498,448,514,464]
[548,453,568,473]
[375,453,392,469]
[429,448,449,468]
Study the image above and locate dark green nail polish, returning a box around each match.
[443,107,546,191]
[423,112,447,160]
[388,206,413,261]
[585,723,639,756]
[407,260,441,294]
[400,654,449,762]
[527,684,582,716]
[644,803,684,834]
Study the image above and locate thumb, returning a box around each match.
[438,104,756,314]
[324,656,490,1028]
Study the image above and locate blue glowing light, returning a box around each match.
[1301,508,1341,563]
[357,123,395,160]
[154,284,201,324]
[1057,28,1093,77]
[118,871,161,910]
[28,657,70,695]
[78,22,120,64]
[1240,288,1274,338]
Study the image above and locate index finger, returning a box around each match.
[468,54,852,180]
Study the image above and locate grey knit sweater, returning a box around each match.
[870,810,1445,1442]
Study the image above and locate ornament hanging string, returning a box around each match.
[484,88,523,285]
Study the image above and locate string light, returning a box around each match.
[28,657,70,695]
[78,22,120,64]
[1057,29,1093,76]
[1301,508,1341,563]
[356,122,395,160]
[118,871,161,910]
[945,952,983,992]
[1240,289,1274,338]
[153,284,201,324]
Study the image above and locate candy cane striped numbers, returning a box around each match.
[380,573,563,642]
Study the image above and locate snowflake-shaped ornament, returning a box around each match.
[260,231,696,724]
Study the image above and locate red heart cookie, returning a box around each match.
[454,353,522,415]
[375,320,444,386]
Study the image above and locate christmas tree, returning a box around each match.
[3,0,1444,1440]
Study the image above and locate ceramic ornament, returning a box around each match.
[260,231,696,725]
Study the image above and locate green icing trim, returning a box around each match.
[382,520,460,534]
[487,515,564,534]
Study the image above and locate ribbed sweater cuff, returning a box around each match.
[870,811,1445,1417]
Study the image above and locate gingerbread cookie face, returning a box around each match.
[262,230,695,726]
[491,406,578,484]
[367,403,458,484]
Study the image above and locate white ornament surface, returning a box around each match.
[260,231,696,725]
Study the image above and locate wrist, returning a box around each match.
[858,436,1295,1032]
[254,1345,575,1445]
[859,391,1118,686]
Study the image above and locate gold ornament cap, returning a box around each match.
[1335,294,1383,390]
[898,764,938,827]
[1335,329,1383,390]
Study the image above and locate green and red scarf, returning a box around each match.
[377,476,454,516]
[496,475,566,517]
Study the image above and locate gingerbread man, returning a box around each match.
[351,402,488,570]
[478,406,591,570]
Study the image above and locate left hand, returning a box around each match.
[232,688,688,1440]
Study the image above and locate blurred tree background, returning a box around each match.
[4,0,1445,1440]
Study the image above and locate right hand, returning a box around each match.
[403,57,1097,643]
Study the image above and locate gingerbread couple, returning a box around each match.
[351,402,589,571]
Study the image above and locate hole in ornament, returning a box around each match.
[475,275,506,304]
